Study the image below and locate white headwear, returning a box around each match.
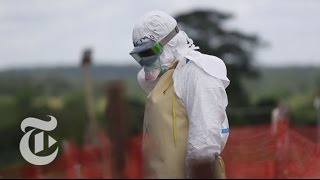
[133,10,230,93]
[132,10,199,67]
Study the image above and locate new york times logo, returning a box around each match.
[19,115,59,165]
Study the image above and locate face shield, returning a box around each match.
[130,39,163,66]
[130,26,179,80]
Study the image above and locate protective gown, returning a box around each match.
[133,10,230,178]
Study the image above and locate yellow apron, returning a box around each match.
[142,61,226,179]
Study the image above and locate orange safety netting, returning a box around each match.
[1,123,320,178]
[221,122,320,178]
[221,125,277,178]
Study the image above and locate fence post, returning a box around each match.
[81,48,99,144]
[271,103,290,178]
[106,81,128,178]
[314,95,320,146]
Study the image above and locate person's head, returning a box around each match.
[130,10,197,81]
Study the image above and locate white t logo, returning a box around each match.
[19,115,59,165]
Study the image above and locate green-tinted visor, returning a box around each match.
[130,26,179,66]
[130,40,163,66]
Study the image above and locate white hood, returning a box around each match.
[133,10,230,93]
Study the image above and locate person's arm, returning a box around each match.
[180,63,227,178]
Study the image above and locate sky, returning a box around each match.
[0,0,320,70]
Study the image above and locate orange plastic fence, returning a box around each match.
[1,124,320,178]
[221,125,277,178]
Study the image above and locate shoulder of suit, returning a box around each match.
[181,58,224,88]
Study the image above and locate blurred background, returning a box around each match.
[0,0,320,178]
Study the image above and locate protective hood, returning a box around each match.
[133,10,230,93]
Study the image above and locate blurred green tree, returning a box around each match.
[175,10,263,108]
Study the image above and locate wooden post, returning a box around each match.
[81,48,99,144]
[314,95,320,144]
[271,103,290,178]
[106,81,128,178]
[314,94,320,154]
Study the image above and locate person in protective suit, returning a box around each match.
[129,10,230,179]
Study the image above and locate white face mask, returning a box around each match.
[145,68,161,81]
[143,55,170,81]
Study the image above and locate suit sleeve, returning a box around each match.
[180,63,228,178]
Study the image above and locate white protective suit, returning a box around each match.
[133,10,230,178]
